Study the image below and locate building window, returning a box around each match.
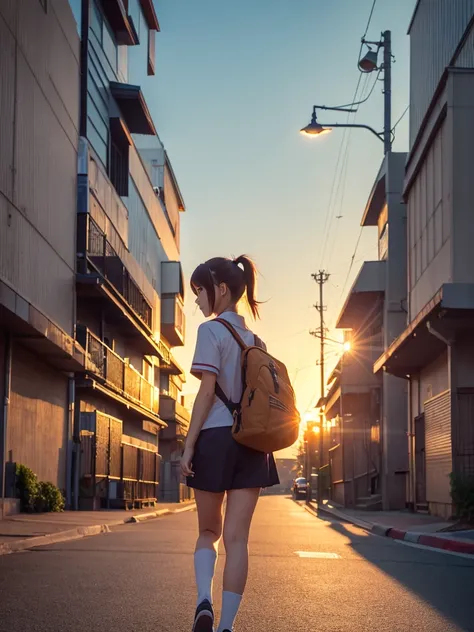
[109,119,130,197]
[90,1,118,73]
[110,141,128,196]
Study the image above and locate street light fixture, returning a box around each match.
[300,111,332,137]
[301,30,392,154]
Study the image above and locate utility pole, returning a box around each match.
[382,30,392,155]
[309,270,330,504]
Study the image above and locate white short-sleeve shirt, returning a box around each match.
[191,311,263,430]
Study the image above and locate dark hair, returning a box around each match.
[191,255,261,319]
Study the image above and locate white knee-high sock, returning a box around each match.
[194,548,217,605]
[217,591,242,632]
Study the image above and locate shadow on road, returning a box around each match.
[318,508,474,631]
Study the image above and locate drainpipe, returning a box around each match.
[72,391,81,511]
[407,378,416,512]
[65,377,75,509]
[1,335,12,519]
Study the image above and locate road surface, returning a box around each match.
[1,495,474,631]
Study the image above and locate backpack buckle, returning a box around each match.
[232,408,242,432]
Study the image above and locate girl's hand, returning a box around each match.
[180,445,195,478]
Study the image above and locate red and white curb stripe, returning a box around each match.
[378,525,474,555]
[304,501,474,555]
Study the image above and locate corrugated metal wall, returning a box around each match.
[454,390,474,477]
[424,390,452,505]
[127,179,167,295]
[409,0,474,146]
[0,0,79,334]
[407,122,451,318]
[455,21,474,66]
[8,343,68,490]
[129,148,180,262]
[411,352,449,420]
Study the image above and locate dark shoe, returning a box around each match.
[192,599,214,632]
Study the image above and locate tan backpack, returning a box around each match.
[214,319,300,453]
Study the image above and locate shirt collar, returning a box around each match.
[217,311,246,327]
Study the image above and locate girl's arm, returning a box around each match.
[180,371,216,477]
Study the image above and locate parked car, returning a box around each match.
[293,477,308,499]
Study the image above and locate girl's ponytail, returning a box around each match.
[234,255,260,319]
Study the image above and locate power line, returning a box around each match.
[338,226,364,300]
[393,105,409,130]
[363,0,378,38]
[318,75,365,267]
[392,105,409,143]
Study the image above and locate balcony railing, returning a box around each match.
[77,214,153,331]
[77,325,159,416]
[158,337,171,366]
[161,294,185,346]
[160,382,179,402]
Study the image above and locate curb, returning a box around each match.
[0,502,196,556]
[307,502,474,556]
[129,509,172,523]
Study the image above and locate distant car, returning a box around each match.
[293,477,308,499]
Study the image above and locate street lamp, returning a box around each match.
[300,30,392,154]
[300,110,332,137]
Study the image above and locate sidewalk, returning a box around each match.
[0,501,196,556]
[309,500,474,555]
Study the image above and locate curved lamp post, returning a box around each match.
[301,30,392,155]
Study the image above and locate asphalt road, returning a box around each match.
[1,495,474,631]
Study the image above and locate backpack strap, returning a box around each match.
[212,318,248,415]
[213,318,247,350]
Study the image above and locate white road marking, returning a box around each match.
[295,551,341,559]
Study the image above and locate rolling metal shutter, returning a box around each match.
[424,390,452,504]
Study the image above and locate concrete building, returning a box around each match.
[375,0,474,519]
[0,0,85,513]
[71,0,189,509]
[321,328,383,509]
[321,153,408,511]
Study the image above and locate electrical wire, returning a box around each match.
[392,105,409,142]
[318,62,382,267]
[338,226,364,301]
[363,0,378,39]
[393,105,409,130]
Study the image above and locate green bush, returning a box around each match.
[16,464,39,513]
[37,481,65,513]
[15,464,64,513]
[450,472,474,522]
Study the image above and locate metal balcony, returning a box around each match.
[77,325,159,418]
[159,391,190,441]
[77,214,153,332]
[336,261,386,330]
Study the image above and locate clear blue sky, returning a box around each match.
[144,0,416,421]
